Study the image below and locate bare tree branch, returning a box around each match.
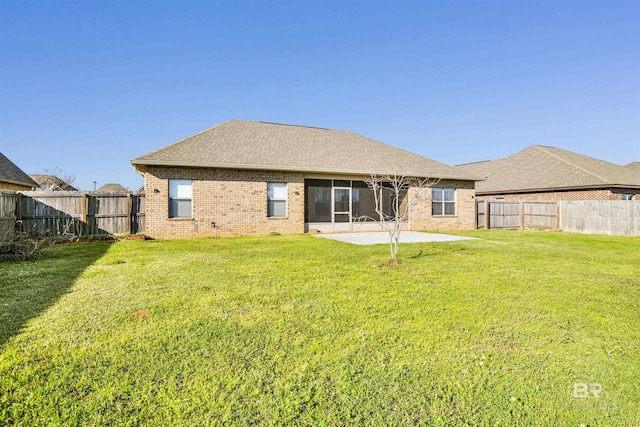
[42,166,76,190]
[364,173,440,259]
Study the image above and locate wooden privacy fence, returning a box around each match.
[0,191,145,238]
[0,191,20,238]
[477,199,639,236]
[560,200,640,236]
[476,200,558,230]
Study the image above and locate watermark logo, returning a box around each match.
[573,383,602,398]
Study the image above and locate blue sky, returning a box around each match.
[1,0,639,191]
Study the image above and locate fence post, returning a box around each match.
[520,201,524,229]
[81,193,88,236]
[16,193,22,233]
[484,200,490,229]
[127,193,132,235]
[557,202,561,230]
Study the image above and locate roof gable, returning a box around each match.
[29,174,78,191]
[0,152,37,188]
[132,120,480,181]
[458,145,640,194]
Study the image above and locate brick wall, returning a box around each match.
[409,179,476,231]
[144,167,305,239]
[476,188,640,201]
[144,168,477,238]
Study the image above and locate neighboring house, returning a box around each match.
[0,152,37,191]
[131,120,481,239]
[457,145,640,201]
[29,174,78,191]
[96,183,129,193]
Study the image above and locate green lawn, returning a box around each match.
[1,230,638,426]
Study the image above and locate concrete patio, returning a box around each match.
[312,231,475,245]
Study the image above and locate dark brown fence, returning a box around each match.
[0,191,145,238]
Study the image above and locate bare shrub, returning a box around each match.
[0,221,50,262]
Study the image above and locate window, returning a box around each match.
[432,188,455,216]
[168,179,192,218]
[267,183,287,217]
[622,194,633,201]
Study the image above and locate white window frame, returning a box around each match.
[267,183,287,217]
[432,188,456,216]
[168,179,192,218]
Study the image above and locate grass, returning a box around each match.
[0,230,638,426]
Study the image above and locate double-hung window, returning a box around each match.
[169,179,192,218]
[432,188,455,216]
[267,183,287,217]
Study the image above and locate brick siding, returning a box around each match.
[409,179,476,231]
[475,188,640,201]
[144,168,477,238]
[145,167,304,239]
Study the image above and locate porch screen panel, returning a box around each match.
[380,185,407,220]
[305,179,331,222]
[334,189,350,213]
[352,181,378,221]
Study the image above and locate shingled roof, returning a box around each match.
[132,120,480,181]
[29,174,78,191]
[96,183,128,193]
[457,145,640,195]
[625,162,640,176]
[0,152,37,188]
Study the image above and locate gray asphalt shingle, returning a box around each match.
[132,120,480,181]
[458,145,640,194]
[0,152,37,188]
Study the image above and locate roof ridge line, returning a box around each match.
[257,121,333,131]
[534,145,610,183]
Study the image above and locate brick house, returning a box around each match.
[457,145,640,201]
[0,152,37,191]
[131,120,481,239]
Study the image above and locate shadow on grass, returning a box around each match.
[0,241,113,347]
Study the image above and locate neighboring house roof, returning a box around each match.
[131,120,480,181]
[29,174,78,191]
[0,152,38,188]
[624,162,640,176]
[96,183,128,193]
[457,145,640,195]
